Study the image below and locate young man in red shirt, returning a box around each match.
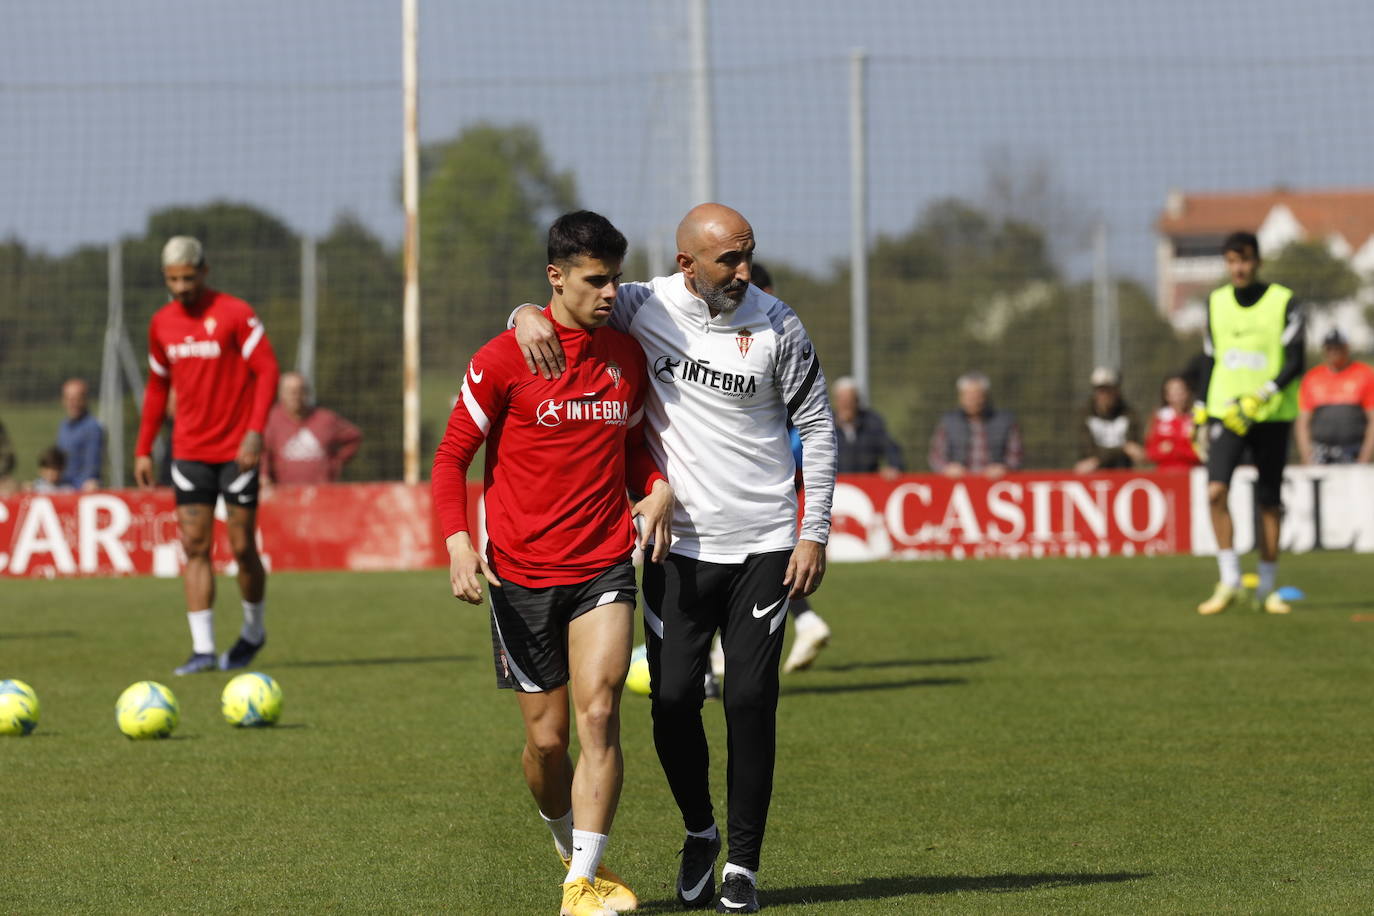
[134,236,280,675]
[432,211,673,916]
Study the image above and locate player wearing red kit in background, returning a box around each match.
[134,236,280,676]
[432,211,673,916]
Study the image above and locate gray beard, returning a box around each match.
[697,278,744,314]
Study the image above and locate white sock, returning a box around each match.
[187,609,215,654]
[1216,550,1241,588]
[566,829,608,883]
[722,862,757,885]
[241,600,266,643]
[541,809,574,860]
[1258,561,1278,597]
[687,823,718,841]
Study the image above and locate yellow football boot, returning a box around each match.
[560,850,638,912]
[560,877,616,916]
[1262,592,1291,615]
[1197,582,1242,615]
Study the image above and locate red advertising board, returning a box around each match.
[1,472,1195,579]
[0,483,460,579]
[828,471,1193,561]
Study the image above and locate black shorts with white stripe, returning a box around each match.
[488,559,637,692]
[170,459,260,508]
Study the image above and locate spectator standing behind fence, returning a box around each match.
[56,377,104,491]
[832,376,903,476]
[30,446,70,493]
[1074,367,1146,473]
[928,371,1023,478]
[1145,375,1202,471]
[262,372,363,484]
[1295,330,1374,465]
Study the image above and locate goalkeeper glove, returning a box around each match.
[1190,403,1210,461]
[1221,394,1263,436]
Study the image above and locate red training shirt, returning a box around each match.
[431,307,666,587]
[262,404,363,484]
[1144,406,1201,471]
[1299,361,1374,412]
[136,289,280,464]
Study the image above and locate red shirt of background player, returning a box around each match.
[1145,406,1201,471]
[135,289,279,464]
[431,306,665,588]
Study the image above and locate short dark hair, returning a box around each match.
[1223,231,1260,258]
[751,261,773,291]
[547,210,627,267]
[38,445,66,471]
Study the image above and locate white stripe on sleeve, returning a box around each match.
[149,354,169,377]
[241,321,266,359]
[461,379,491,435]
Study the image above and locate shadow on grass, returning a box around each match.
[0,629,79,640]
[782,677,966,696]
[764,871,1152,905]
[271,655,470,669]
[632,871,1150,912]
[818,655,994,672]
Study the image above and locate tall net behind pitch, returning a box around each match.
[4,2,1372,485]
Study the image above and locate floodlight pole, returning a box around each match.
[101,241,125,487]
[849,48,870,398]
[401,0,421,484]
[688,0,715,205]
[297,235,317,382]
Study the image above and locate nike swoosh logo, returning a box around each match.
[680,870,712,901]
[751,598,785,619]
[469,367,484,383]
[720,900,748,911]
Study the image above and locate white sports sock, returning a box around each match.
[1216,550,1241,588]
[721,862,757,885]
[241,600,266,643]
[686,823,718,841]
[187,609,215,654]
[1258,561,1278,597]
[541,809,574,860]
[566,829,608,883]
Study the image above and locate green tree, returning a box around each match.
[418,123,578,377]
[1264,240,1362,308]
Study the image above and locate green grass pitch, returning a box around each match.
[3,553,1374,914]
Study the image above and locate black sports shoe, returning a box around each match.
[676,832,721,908]
[219,636,265,671]
[716,873,759,913]
[174,652,217,676]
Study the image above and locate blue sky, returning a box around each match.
[3,0,1372,282]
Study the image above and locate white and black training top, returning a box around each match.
[517,272,837,563]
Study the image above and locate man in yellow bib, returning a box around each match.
[1196,231,1305,615]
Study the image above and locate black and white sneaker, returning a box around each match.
[676,833,721,909]
[219,636,265,671]
[716,873,759,913]
[174,652,217,676]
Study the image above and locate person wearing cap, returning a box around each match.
[1073,366,1145,474]
[1195,231,1305,616]
[1295,329,1374,465]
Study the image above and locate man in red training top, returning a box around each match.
[134,236,280,676]
[432,211,673,916]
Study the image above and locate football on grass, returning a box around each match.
[116,681,180,739]
[0,679,40,736]
[625,645,651,697]
[221,672,283,727]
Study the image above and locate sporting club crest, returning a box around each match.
[203,317,217,335]
[736,329,753,359]
[605,359,622,388]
